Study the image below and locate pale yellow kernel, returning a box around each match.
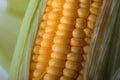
[64,2,78,10]
[60,16,75,25]
[67,53,82,62]
[93,0,102,2]
[72,28,86,39]
[88,14,97,22]
[37,55,50,63]
[35,38,42,45]
[40,21,47,29]
[71,46,84,54]
[52,44,70,54]
[45,26,57,33]
[36,62,47,70]
[33,46,40,54]
[84,28,93,37]
[62,9,77,17]
[66,0,78,3]
[47,0,53,6]
[76,18,87,29]
[48,12,60,20]
[33,70,44,78]
[38,29,45,37]
[80,0,91,4]
[40,39,52,47]
[39,47,51,55]
[43,32,54,40]
[80,4,90,9]
[90,7,100,15]
[65,60,81,71]
[88,21,95,29]
[83,45,90,54]
[56,29,71,38]
[78,8,89,18]
[92,2,102,8]
[71,38,86,47]
[51,52,66,60]
[85,37,91,44]
[63,68,78,79]
[58,24,74,31]
[52,0,64,8]
[47,66,63,76]
[47,20,59,26]
[60,76,73,80]
[32,54,39,62]
[54,36,69,45]
[43,13,48,20]
[49,58,65,68]
[44,74,58,80]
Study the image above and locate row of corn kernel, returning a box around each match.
[44,0,78,80]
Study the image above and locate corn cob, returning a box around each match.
[29,0,103,80]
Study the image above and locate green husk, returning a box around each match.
[85,0,120,80]
[0,11,21,71]
[8,0,47,80]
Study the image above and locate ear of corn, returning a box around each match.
[8,0,120,80]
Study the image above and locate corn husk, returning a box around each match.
[85,0,120,80]
[8,0,47,80]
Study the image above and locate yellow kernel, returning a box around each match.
[37,55,50,63]
[64,2,77,10]
[92,2,102,8]
[40,39,53,47]
[67,53,82,62]
[36,62,47,70]
[58,24,74,31]
[90,7,100,15]
[52,0,64,8]
[45,7,52,12]
[84,28,93,37]
[43,13,48,20]
[47,20,59,26]
[80,0,91,4]
[71,46,84,54]
[72,28,86,39]
[63,68,78,79]
[32,54,39,62]
[78,8,89,18]
[56,29,71,38]
[47,66,63,76]
[52,44,70,53]
[49,58,65,68]
[43,32,54,40]
[51,52,66,60]
[44,74,58,80]
[80,4,90,9]
[48,12,60,20]
[85,37,91,44]
[65,60,81,71]
[62,9,77,17]
[33,46,40,54]
[88,21,95,29]
[39,47,51,55]
[40,21,47,29]
[60,76,73,80]
[83,45,90,54]
[45,26,57,33]
[47,0,53,5]
[33,70,44,78]
[88,14,97,22]
[71,38,86,47]
[54,36,69,45]
[60,16,75,25]
[35,38,42,45]
[76,18,87,29]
